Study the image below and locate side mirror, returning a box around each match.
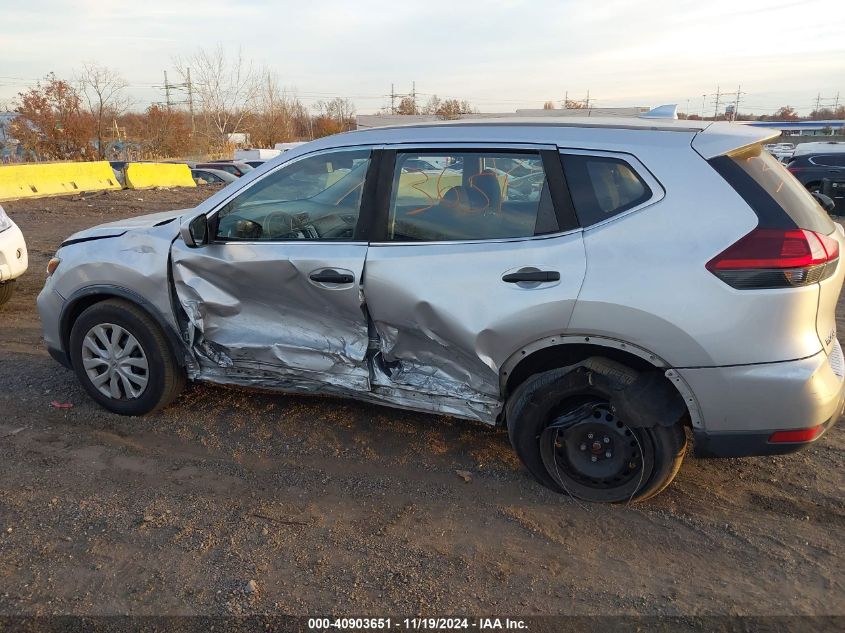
[812,191,836,214]
[181,213,210,247]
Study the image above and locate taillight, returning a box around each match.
[786,166,800,173]
[706,227,839,289]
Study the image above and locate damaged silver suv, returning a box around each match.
[38,116,845,502]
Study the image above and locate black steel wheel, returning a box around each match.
[506,364,687,503]
[539,400,656,502]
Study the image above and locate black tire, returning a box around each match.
[69,298,185,415]
[0,281,15,307]
[506,365,686,503]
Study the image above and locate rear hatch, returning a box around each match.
[706,142,844,360]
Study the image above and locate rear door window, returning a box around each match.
[560,154,652,226]
[811,154,845,167]
[385,151,558,241]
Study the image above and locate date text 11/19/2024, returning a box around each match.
[307,618,528,630]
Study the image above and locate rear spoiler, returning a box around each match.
[692,122,781,160]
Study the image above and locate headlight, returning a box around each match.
[47,257,61,277]
[0,205,12,233]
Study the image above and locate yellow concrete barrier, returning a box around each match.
[125,163,196,189]
[0,161,121,201]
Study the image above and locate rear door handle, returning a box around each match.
[309,270,354,284]
[502,270,560,283]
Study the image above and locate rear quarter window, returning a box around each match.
[713,144,834,234]
[560,154,652,226]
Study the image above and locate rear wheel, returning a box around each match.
[69,299,185,415]
[506,366,686,503]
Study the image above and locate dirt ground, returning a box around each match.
[0,187,843,618]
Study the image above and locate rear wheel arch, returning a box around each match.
[500,335,701,429]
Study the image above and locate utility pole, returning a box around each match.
[564,90,568,108]
[584,89,592,109]
[186,68,195,134]
[387,83,419,115]
[701,94,707,118]
[815,93,822,113]
[835,92,840,111]
[164,71,172,109]
[731,85,744,122]
[712,85,721,120]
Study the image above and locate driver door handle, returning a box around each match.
[310,270,354,284]
[502,270,560,283]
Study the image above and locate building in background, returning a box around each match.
[743,120,845,137]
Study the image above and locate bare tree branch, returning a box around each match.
[78,63,129,159]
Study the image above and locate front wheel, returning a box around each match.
[506,365,687,503]
[69,299,185,415]
[0,281,15,307]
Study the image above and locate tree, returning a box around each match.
[121,105,191,158]
[78,63,129,159]
[773,106,799,121]
[563,99,588,109]
[174,45,260,149]
[809,107,835,121]
[247,72,310,146]
[396,96,418,115]
[435,98,476,120]
[421,95,442,115]
[311,98,356,138]
[543,101,556,110]
[316,97,356,129]
[11,73,95,160]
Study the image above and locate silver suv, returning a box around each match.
[37,117,845,502]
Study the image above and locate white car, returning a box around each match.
[764,142,796,163]
[0,204,28,306]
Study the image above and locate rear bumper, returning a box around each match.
[693,410,841,457]
[681,348,845,458]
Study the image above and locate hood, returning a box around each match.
[62,208,190,244]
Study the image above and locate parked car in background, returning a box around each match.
[37,116,845,503]
[791,141,845,158]
[234,148,282,163]
[787,147,845,213]
[274,142,306,154]
[763,142,795,163]
[0,204,28,306]
[243,160,267,169]
[191,168,239,185]
[196,161,253,177]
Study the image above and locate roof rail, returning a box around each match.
[639,104,678,120]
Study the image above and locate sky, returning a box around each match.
[1,0,843,116]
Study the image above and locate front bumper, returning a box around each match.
[37,285,66,360]
[680,346,845,458]
[0,223,28,282]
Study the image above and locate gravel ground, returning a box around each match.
[0,187,843,618]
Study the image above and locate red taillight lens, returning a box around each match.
[786,166,800,173]
[706,227,840,289]
[768,425,825,443]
